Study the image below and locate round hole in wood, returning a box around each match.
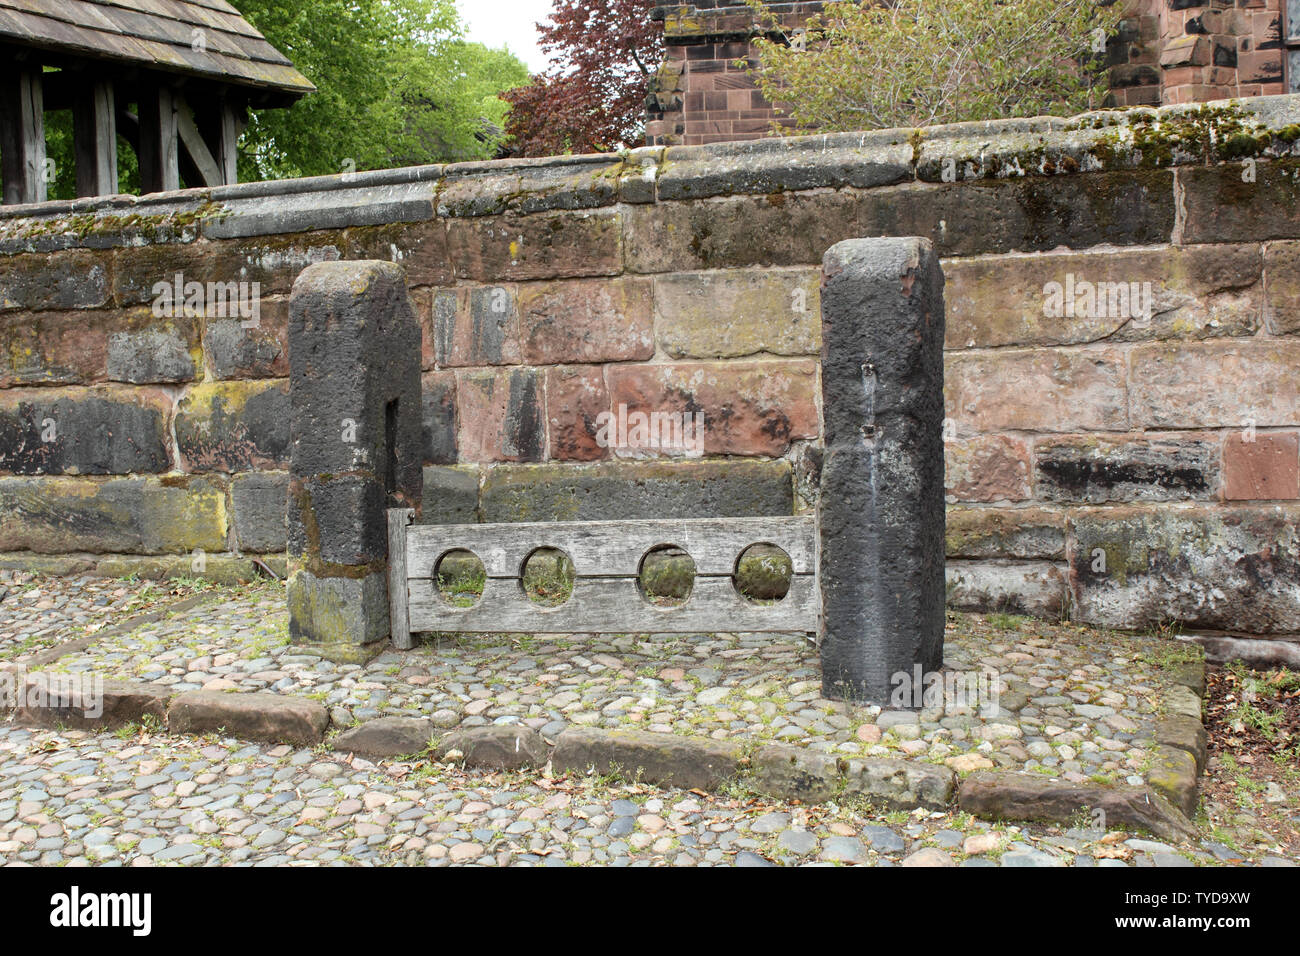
[434,549,485,608]
[637,544,696,608]
[521,547,576,607]
[733,543,793,605]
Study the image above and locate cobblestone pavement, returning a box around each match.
[2,725,1290,868]
[0,570,203,665]
[2,574,1297,867]
[44,582,1178,788]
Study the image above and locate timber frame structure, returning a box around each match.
[0,0,313,205]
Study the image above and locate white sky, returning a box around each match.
[457,0,554,73]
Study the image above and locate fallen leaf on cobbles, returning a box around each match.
[1094,846,1132,860]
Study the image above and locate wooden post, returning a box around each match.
[216,98,246,185]
[1,67,46,205]
[73,79,117,197]
[388,509,414,650]
[138,84,179,194]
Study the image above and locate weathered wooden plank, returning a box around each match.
[213,97,245,185]
[73,79,117,198]
[388,508,414,651]
[409,573,820,635]
[0,66,45,205]
[137,84,179,194]
[406,516,816,579]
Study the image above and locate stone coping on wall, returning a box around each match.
[2,95,1300,254]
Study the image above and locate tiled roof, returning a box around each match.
[0,0,314,102]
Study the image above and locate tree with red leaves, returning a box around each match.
[504,0,663,156]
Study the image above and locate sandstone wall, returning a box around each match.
[2,97,1300,638]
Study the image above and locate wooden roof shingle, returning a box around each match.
[0,0,314,103]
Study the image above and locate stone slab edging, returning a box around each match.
[2,657,1212,841]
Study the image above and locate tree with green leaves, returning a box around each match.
[43,0,528,198]
[744,0,1126,133]
[236,0,529,179]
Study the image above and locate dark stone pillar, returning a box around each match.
[818,238,946,704]
[287,261,423,662]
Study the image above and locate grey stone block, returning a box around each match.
[749,744,841,804]
[1035,438,1220,503]
[420,466,479,524]
[230,472,289,554]
[552,727,743,790]
[435,726,551,770]
[422,375,457,465]
[946,560,1070,619]
[286,568,390,659]
[959,770,1197,843]
[819,237,946,702]
[0,393,170,475]
[106,327,197,384]
[332,717,435,758]
[287,261,424,655]
[660,132,914,201]
[480,460,794,523]
[167,690,329,747]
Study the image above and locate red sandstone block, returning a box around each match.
[684,121,728,134]
[714,73,756,90]
[606,361,819,458]
[545,365,610,463]
[946,349,1129,434]
[1253,9,1282,34]
[1161,35,1211,67]
[518,277,654,365]
[0,311,110,386]
[427,285,521,368]
[346,221,453,288]
[689,59,726,74]
[1129,342,1300,430]
[1161,66,1204,88]
[446,210,622,283]
[1223,432,1300,500]
[456,368,544,463]
[945,435,1033,503]
[1237,49,1284,82]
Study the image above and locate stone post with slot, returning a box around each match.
[818,237,947,704]
[287,261,423,662]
